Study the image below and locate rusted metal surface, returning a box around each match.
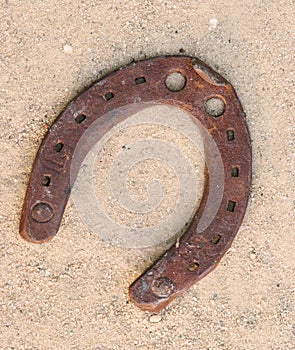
[20,56,251,312]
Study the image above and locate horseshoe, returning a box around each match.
[20,56,251,312]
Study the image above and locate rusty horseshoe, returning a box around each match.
[20,56,251,312]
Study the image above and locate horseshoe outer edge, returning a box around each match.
[20,56,251,312]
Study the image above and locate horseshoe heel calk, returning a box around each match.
[20,56,251,311]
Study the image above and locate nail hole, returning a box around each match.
[42,175,51,186]
[205,97,225,117]
[187,262,199,272]
[104,92,114,101]
[231,167,239,177]
[226,200,236,212]
[187,261,199,272]
[75,114,86,124]
[227,129,235,141]
[211,234,221,244]
[31,202,53,223]
[54,142,64,153]
[151,277,173,298]
[135,77,146,84]
[165,71,186,92]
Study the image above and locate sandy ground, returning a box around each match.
[0,1,294,349]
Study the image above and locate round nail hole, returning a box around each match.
[205,97,225,117]
[31,202,53,223]
[151,277,173,298]
[165,72,186,92]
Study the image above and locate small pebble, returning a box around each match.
[63,44,73,54]
[209,18,218,30]
[250,253,256,260]
[149,315,162,323]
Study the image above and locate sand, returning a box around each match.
[0,1,294,349]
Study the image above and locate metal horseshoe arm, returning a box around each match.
[20,56,251,312]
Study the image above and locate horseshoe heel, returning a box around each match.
[20,56,251,312]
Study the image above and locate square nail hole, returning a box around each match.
[231,166,239,177]
[75,114,86,124]
[135,77,146,84]
[226,200,236,212]
[54,142,64,153]
[42,175,51,186]
[104,92,114,101]
[227,130,235,141]
[211,234,221,244]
